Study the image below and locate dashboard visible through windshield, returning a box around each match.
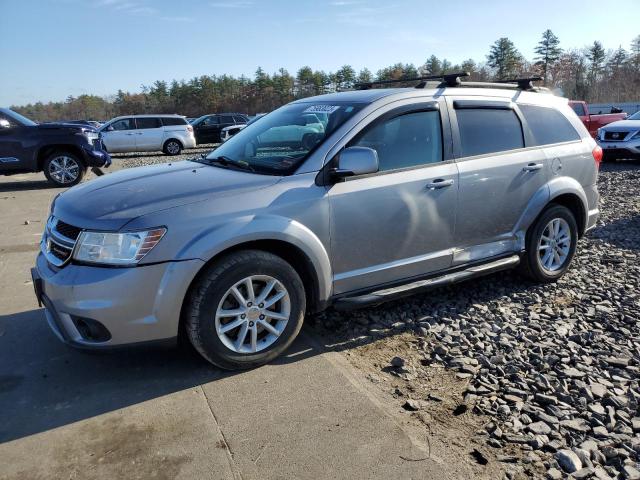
[203,102,365,175]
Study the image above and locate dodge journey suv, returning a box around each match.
[32,74,601,370]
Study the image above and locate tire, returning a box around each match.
[163,139,182,156]
[43,151,86,187]
[185,250,306,370]
[520,204,578,283]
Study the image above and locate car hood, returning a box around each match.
[601,119,640,131]
[53,161,281,230]
[37,123,97,133]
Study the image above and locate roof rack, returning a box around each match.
[353,73,548,92]
[354,72,470,90]
[495,76,543,91]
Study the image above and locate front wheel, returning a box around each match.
[185,250,306,370]
[43,152,86,187]
[520,204,578,283]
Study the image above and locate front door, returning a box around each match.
[101,118,136,153]
[329,107,459,294]
[196,116,220,144]
[0,114,28,171]
[447,97,549,264]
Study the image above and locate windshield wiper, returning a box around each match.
[206,155,255,172]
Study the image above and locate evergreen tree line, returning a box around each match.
[14,31,640,122]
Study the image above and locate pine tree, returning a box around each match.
[487,37,522,80]
[534,29,562,85]
[587,41,606,81]
[422,55,441,75]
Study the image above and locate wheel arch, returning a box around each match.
[37,144,86,171]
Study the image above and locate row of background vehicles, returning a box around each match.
[0,98,638,187]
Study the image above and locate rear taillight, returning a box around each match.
[592,145,603,169]
[187,125,193,132]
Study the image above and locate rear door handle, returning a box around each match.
[523,162,543,172]
[426,178,454,189]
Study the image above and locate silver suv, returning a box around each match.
[99,115,196,155]
[32,74,601,370]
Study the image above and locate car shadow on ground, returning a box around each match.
[0,307,324,444]
[0,179,55,193]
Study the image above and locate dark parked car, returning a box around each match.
[47,120,103,129]
[0,108,110,187]
[191,113,249,144]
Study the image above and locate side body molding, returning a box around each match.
[175,214,333,304]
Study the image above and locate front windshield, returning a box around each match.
[628,111,640,120]
[3,109,37,126]
[204,102,365,175]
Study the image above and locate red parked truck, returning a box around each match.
[568,100,627,138]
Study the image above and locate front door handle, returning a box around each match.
[426,178,454,189]
[523,162,543,172]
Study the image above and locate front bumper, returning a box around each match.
[597,139,640,159]
[81,144,112,168]
[33,252,203,349]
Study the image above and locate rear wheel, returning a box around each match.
[520,204,578,282]
[43,152,86,187]
[163,139,182,155]
[185,250,306,370]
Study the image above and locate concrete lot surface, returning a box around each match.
[0,163,477,479]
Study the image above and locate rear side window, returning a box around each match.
[570,103,586,116]
[520,105,581,145]
[220,115,235,124]
[456,108,524,157]
[233,115,247,123]
[351,110,443,171]
[161,117,187,126]
[135,117,161,129]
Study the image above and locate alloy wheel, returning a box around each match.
[48,156,80,184]
[215,275,291,354]
[537,218,572,273]
[166,141,180,154]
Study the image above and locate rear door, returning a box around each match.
[101,118,135,152]
[447,97,549,264]
[134,117,164,151]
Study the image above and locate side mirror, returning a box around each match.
[104,125,114,132]
[0,119,11,129]
[331,146,379,179]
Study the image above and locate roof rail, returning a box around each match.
[354,72,470,90]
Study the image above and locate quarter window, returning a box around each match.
[350,110,443,171]
[520,105,581,145]
[135,117,161,129]
[456,108,524,157]
[161,117,187,126]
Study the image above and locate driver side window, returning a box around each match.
[111,119,133,131]
[350,110,443,172]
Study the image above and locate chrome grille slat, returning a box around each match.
[42,216,82,267]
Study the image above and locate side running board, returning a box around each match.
[332,255,520,311]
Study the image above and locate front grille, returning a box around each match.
[42,216,81,267]
[55,220,81,240]
[49,241,72,261]
[604,131,628,141]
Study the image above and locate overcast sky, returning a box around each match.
[1,0,638,105]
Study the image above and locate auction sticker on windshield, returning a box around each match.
[303,105,340,114]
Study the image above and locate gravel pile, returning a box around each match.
[110,144,218,169]
[313,161,640,479]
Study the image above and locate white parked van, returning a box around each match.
[99,115,196,155]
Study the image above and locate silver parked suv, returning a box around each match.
[32,74,601,370]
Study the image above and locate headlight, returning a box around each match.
[73,228,166,265]
[85,131,100,144]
